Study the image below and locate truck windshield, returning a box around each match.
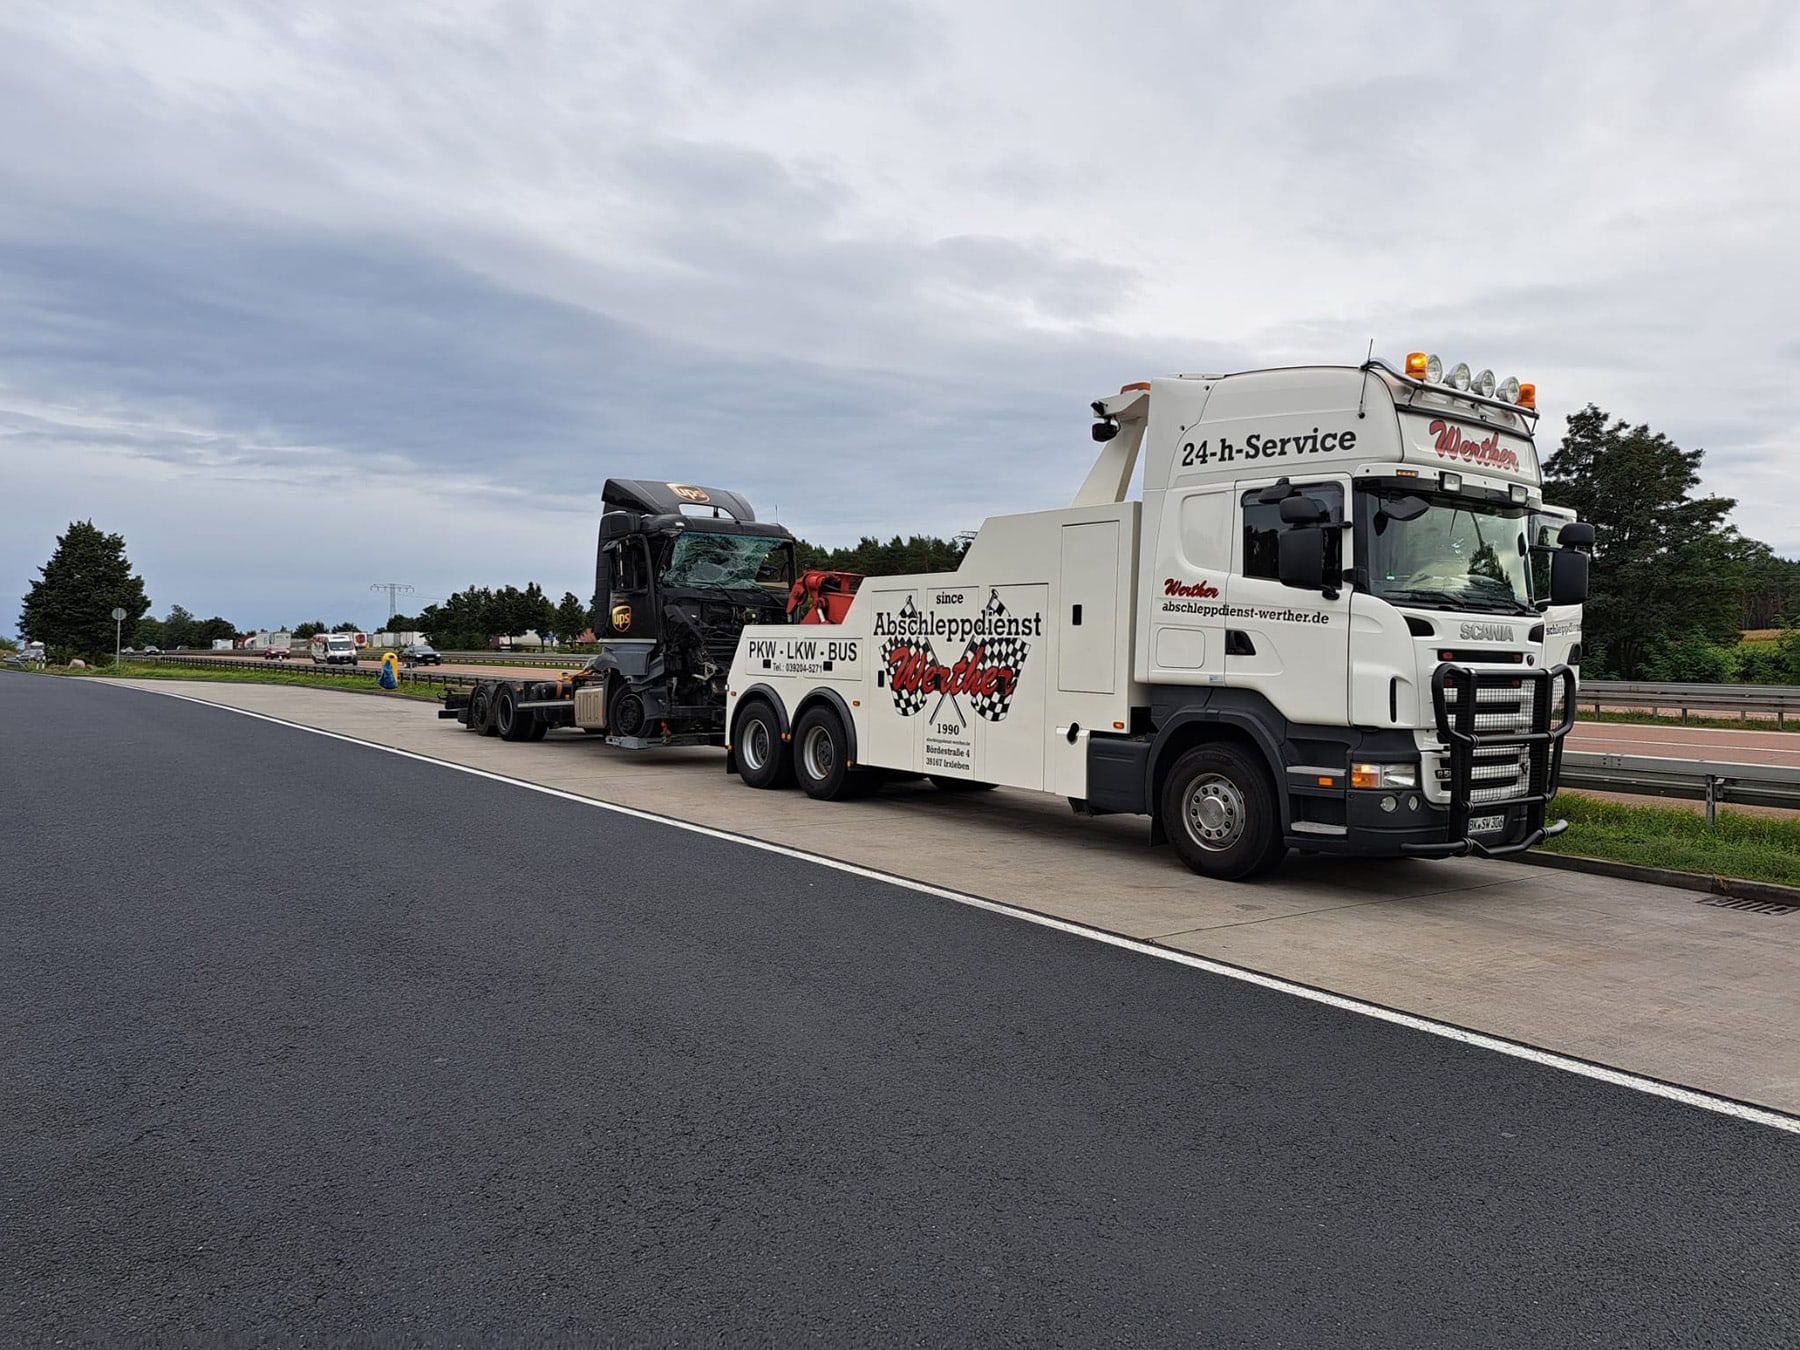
[1356,487,1535,614]
[660,534,793,591]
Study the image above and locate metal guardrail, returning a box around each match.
[1581,680,1800,724]
[136,652,485,692]
[1561,751,1800,824]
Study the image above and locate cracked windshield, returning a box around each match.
[659,534,792,591]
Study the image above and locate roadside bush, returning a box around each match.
[1642,634,1737,684]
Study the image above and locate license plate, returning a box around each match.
[1469,813,1506,835]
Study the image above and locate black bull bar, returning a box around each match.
[1402,663,1578,858]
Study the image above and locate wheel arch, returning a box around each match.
[1146,709,1289,838]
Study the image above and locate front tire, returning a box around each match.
[735,700,793,790]
[1161,743,1285,881]
[793,705,874,801]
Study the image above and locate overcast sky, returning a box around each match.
[3,0,1797,635]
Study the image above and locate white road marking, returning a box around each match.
[109,681,1800,1137]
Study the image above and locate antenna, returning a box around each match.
[369,581,415,633]
[1357,337,1375,419]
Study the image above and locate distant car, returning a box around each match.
[263,643,292,660]
[143,645,162,655]
[401,643,442,667]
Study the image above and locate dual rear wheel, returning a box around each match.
[736,700,874,800]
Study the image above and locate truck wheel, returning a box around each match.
[496,686,533,741]
[611,689,647,739]
[527,718,549,741]
[467,684,496,734]
[1160,743,1285,881]
[793,705,873,801]
[929,776,997,793]
[735,700,793,789]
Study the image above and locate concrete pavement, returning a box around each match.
[86,676,1800,1115]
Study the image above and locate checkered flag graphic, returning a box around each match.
[880,597,930,715]
[968,590,1030,722]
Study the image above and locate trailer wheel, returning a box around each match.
[929,776,997,793]
[1160,743,1285,881]
[496,686,532,741]
[468,684,497,735]
[735,700,793,790]
[793,705,874,801]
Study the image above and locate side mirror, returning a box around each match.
[1557,521,1596,550]
[1278,526,1327,590]
[1549,547,1590,606]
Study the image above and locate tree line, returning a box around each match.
[17,411,1800,679]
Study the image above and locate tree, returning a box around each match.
[292,621,326,640]
[160,604,197,649]
[554,591,591,643]
[192,616,238,646]
[18,521,151,662]
[793,533,969,576]
[1541,407,1755,678]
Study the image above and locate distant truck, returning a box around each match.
[310,633,358,666]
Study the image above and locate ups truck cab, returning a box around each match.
[726,354,1593,880]
[444,480,799,745]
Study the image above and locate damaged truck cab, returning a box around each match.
[445,480,798,746]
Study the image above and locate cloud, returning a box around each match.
[2,0,1798,636]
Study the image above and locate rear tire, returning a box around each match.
[467,684,496,734]
[793,705,873,801]
[1160,743,1285,881]
[735,700,793,790]
[496,686,532,741]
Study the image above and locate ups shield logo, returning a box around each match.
[670,483,710,504]
[610,603,633,633]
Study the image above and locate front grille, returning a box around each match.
[1432,664,1576,841]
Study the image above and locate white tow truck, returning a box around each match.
[725,353,1594,880]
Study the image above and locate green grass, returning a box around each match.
[1582,709,1798,734]
[46,660,442,701]
[1545,792,1800,888]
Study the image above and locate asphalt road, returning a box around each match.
[4,674,1798,1345]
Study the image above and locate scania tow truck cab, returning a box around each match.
[726,354,1593,880]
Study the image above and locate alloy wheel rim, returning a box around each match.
[803,725,835,780]
[1183,773,1246,851]
[743,719,771,772]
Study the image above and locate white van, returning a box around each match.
[310,633,359,666]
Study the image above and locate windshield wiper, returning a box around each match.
[1384,587,1534,617]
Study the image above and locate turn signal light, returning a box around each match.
[1120,381,1152,392]
[1350,767,1381,789]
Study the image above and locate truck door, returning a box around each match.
[1058,521,1119,694]
[1225,478,1352,726]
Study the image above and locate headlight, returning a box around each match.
[1497,375,1521,404]
[1351,762,1419,790]
[1472,368,1496,397]
[1447,362,1471,391]
[1425,353,1443,383]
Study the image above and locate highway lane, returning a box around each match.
[5,675,1799,1344]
